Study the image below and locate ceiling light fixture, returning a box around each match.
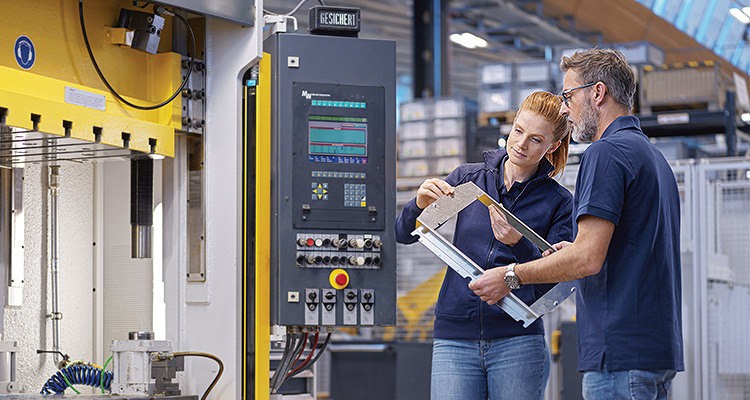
[730,7,750,24]
[449,32,488,49]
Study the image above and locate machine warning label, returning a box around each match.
[65,86,106,112]
[14,35,35,70]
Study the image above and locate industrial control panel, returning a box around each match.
[265,33,396,327]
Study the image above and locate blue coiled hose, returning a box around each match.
[40,365,113,394]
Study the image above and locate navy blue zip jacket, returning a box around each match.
[395,149,574,340]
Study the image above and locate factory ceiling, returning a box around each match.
[263,0,750,100]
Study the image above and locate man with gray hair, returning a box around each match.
[469,48,684,399]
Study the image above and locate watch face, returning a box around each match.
[504,274,520,290]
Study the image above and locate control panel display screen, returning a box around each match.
[308,115,367,157]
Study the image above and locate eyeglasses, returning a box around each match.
[560,82,597,107]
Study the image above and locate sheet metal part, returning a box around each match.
[412,181,575,327]
[412,225,539,326]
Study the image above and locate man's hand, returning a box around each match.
[488,205,522,246]
[542,241,572,257]
[468,266,511,305]
[416,178,455,209]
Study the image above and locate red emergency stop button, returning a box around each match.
[330,268,349,290]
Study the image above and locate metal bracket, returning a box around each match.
[411,181,575,327]
[263,15,298,40]
[46,312,63,321]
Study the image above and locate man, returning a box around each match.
[469,48,684,400]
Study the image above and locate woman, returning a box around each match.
[395,91,573,400]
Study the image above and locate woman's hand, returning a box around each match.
[416,178,455,209]
[488,205,522,246]
[469,265,511,305]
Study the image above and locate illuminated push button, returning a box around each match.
[329,268,349,289]
[315,238,324,247]
[355,256,365,266]
[356,239,366,249]
[306,238,315,247]
[322,238,332,247]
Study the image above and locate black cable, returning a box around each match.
[174,352,223,400]
[286,332,309,376]
[286,332,331,380]
[269,333,296,392]
[270,334,294,389]
[285,332,317,379]
[78,0,195,110]
[288,333,308,372]
[273,332,307,392]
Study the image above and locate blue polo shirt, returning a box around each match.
[574,116,684,372]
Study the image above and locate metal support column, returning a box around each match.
[413,0,448,98]
[724,91,737,156]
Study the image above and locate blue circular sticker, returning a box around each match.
[14,35,35,70]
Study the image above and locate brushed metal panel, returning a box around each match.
[156,0,254,26]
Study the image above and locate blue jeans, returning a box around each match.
[582,362,677,400]
[431,335,549,400]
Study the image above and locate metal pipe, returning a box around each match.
[48,166,61,365]
[131,158,153,258]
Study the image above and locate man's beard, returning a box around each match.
[571,98,599,143]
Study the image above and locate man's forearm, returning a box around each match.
[469,215,613,305]
[516,215,615,284]
[516,243,594,284]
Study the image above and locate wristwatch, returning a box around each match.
[504,263,521,290]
